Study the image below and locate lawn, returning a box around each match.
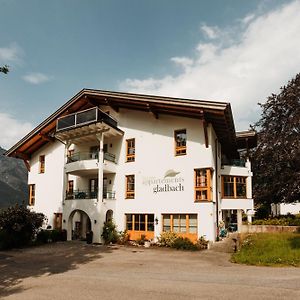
[232,232,300,266]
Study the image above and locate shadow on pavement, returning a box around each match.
[0,241,111,298]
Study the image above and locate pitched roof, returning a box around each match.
[5,89,251,159]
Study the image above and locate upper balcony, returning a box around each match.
[221,158,251,177]
[65,150,117,175]
[55,107,123,142]
[57,107,118,132]
[221,158,246,167]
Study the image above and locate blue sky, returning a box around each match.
[0,0,299,149]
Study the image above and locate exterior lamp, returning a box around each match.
[155,217,158,225]
[94,220,97,224]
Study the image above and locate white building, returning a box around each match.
[271,202,300,216]
[6,89,256,243]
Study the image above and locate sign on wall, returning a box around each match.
[142,169,184,194]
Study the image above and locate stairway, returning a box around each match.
[209,232,240,253]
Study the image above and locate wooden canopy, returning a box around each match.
[5,89,255,159]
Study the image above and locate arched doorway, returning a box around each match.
[106,210,113,222]
[68,209,91,240]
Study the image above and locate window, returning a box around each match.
[68,149,74,157]
[67,150,75,163]
[39,155,45,173]
[126,175,135,199]
[194,168,212,201]
[66,180,74,199]
[90,178,98,198]
[222,176,247,198]
[126,214,154,233]
[126,138,135,162]
[54,213,62,230]
[90,146,99,159]
[162,214,197,235]
[29,184,35,206]
[174,129,186,156]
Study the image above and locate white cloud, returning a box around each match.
[170,57,193,70]
[241,14,256,25]
[22,72,51,84]
[0,113,33,149]
[0,43,23,64]
[120,0,300,130]
[200,24,220,39]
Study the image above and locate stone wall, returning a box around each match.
[241,224,299,233]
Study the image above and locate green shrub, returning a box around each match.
[172,237,198,251]
[197,236,209,250]
[0,205,45,250]
[253,215,300,226]
[158,232,208,251]
[118,230,130,245]
[136,234,146,245]
[102,220,119,244]
[50,229,61,242]
[158,232,179,247]
[36,230,51,244]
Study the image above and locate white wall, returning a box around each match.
[104,108,217,241]
[28,140,65,228]
[27,105,254,242]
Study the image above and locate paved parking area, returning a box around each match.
[0,241,300,299]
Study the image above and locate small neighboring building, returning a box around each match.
[271,202,300,216]
[5,89,257,243]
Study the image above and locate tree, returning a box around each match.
[0,65,9,74]
[252,73,300,207]
[0,205,45,249]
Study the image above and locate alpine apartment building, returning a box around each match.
[5,89,256,243]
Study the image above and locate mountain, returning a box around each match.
[0,147,28,208]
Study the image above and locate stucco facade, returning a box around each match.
[6,89,256,243]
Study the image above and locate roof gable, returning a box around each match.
[5,89,240,158]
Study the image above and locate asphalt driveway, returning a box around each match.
[0,241,299,299]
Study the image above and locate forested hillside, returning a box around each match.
[0,147,27,208]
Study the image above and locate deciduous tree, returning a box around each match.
[0,205,45,249]
[0,65,9,74]
[252,73,300,206]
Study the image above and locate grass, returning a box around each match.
[231,233,300,267]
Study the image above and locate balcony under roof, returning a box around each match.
[55,107,123,142]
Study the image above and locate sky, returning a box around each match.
[0,0,299,149]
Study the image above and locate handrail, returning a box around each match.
[103,190,116,199]
[221,159,246,167]
[66,189,98,200]
[65,189,116,200]
[67,151,116,164]
[56,107,118,132]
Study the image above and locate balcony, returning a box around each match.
[65,189,115,200]
[66,189,98,200]
[221,158,246,167]
[57,107,118,132]
[67,151,98,163]
[104,152,116,163]
[103,190,116,200]
[65,151,117,175]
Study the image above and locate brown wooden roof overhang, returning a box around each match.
[5,89,240,159]
[236,130,257,149]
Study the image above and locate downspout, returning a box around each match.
[215,138,219,240]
